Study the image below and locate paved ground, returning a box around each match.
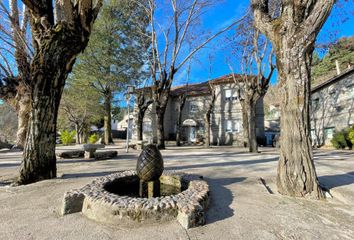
[0,144,353,240]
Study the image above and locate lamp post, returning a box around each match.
[126,85,135,153]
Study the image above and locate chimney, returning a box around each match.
[335,60,341,75]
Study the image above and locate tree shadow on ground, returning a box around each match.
[165,157,278,171]
[60,171,119,179]
[319,171,354,189]
[204,176,246,225]
[57,154,136,164]
[0,163,20,168]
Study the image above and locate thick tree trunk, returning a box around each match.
[137,111,144,141]
[205,113,211,147]
[276,42,324,199]
[240,101,249,148]
[248,101,258,153]
[252,0,334,199]
[156,110,165,149]
[104,93,113,144]
[176,96,186,146]
[176,111,183,147]
[75,123,80,144]
[81,122,89,144]
[18,10,101,183]
[19,76,62,184]
[14,92,30,149]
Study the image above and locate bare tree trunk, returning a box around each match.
[137,111,144,141]
[104,93,113,144]
[240,101,249,148]
[156,109,165,149]
[19,73,63,183]
[248,101,258,152]
[81,123,89,144]
[75,123,80,144]
[18,0,102,183]
[14,91,30,149]
[205,85,216,147]
[205,113,211,147]
[176,95,186,146]
[252,0,334,198]
[176,116,183,146]
[276,43,324,198]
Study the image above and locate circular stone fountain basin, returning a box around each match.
[61,170,209,229]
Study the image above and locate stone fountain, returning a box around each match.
[61,144,209,229]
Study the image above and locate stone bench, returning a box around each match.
[94,151,118,160]
[57,150,85,159]
[82,144,105,159]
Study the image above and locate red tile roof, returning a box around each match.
[170,81,210,97]
[136,73,249,97]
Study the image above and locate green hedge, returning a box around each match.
[60,130,76,145]
[331,126,353,150]
[89,133,99,144]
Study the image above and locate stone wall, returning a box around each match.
[132,82,265,146]
[311,70,354,146]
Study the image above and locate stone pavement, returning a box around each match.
[0,145,353,239]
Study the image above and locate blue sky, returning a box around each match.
[1,0,353,106]
[174,0,354,86]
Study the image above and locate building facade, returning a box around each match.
[311,67,354,146]
[132,74,265,146]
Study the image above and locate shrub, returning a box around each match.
[331,127,353,150]
[89,133,99,144]
[60,130,76,145]
[348,126,354,146]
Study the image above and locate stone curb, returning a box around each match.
[61,170,209,229]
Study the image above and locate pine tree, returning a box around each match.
[71,0,149,144]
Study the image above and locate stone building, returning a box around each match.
[132,74,265,146]
[311,67,354,146]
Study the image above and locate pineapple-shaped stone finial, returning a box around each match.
[136,144,164,182]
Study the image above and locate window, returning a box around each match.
[190,103,198,113]
[225,120,241,133]
[225,89,238,101]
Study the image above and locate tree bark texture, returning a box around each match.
[156,105,167,149]
[205,86,216,147]
[104,93,113,144]
[275,42,324,198]
[137,111,144,141]
[75,123,81,144]
[240,97,258,152]
[176,95,186,146]
[14,91,31,149]
[0,1,31,149]
[240,100,249,148]
[247,100,258,153]
[19,0,102,184]
[252,0,334,198]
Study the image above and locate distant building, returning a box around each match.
[311,67,354,146]
[132,74,265,146]
[264,104,280,146]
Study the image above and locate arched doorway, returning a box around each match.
[182,119,197,143]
